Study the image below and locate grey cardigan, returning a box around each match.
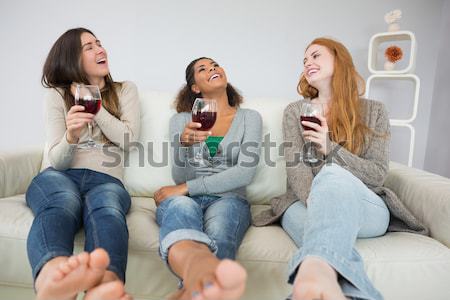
[170,108,262,199]
[253,98,428,235]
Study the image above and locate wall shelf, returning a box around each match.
[365,74,420,124]
[368,30,416,74]
[366,31,418,167]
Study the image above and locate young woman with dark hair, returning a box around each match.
[26,27,140,300]
[154,57,262,300]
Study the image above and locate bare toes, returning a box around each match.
[58,260,73,275]
[50,268,65,281]
[77,251,90,265]
[67,255,80,269]
[216,260,247,290]
[84,280,125,300]
[89,248,110,270]
[202,283,222,300]
[192,274,215,300]
[200,274,216,291]
[197,260,247,300]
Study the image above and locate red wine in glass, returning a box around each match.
[300,116,321,131]
[77,97,102,115]
[74,84,103,149]
[189,98,217,164]
[300,101,324,163]
[192,111,217,131]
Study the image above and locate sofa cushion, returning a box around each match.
[123,92,291,205]
[123,91,176,199]
[0,148,43,198]
[1,196,450,299]
[387,162,450,248]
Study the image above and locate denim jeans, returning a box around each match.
[282,164,390,300]
[156,194,251,266]
[26,167,131,282]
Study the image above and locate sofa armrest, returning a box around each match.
[385,162,450,248]
[0,147,43,198]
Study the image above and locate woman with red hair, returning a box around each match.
[254,37,427,300]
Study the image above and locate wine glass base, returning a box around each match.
[187,157,208,167]
[77,142,103,150]
[303,157,319,163]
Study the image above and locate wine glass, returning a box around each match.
[189,98,217,164]
[74,84,102,149]
[300,101,324,163]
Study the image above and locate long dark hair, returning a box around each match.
[42,27,122,120]
[174,57,243,113]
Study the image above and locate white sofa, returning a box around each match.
[1,91,450,300]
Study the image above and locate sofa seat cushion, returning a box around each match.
[356,232,450,299]
[1,196,450,300]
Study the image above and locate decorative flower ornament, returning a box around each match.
[385,46,403,63]
[384,45,403,70]
[384,9,402,32]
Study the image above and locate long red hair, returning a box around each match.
[298,37,369,155]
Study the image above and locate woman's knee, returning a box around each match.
[29,168,76,193]
[156,195,202,228]
[85,183,131,213]
[26,169,81,215]
[205,196,251,240]
[315,164,351,181]
[214,195,249,212]
[206,196,251,226]
[308,165,364,210]
[312,164,362,192]
[165,195,200,212]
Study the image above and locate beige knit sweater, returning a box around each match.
[253,98,428,235]
[42,81,140,182]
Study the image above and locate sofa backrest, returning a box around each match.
[124,91,294,205]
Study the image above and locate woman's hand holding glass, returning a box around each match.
[180,122,211,146]
[65,105,95,144]
[302,115,331,156]
[301,114,331,156]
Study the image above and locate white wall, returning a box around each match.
[0,0,447,171]
[424,0,450,177]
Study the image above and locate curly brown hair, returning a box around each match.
[174,57,243,113]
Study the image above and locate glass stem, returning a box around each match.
[87,122,94,147]
[196,142,203,160]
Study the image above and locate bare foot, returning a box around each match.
[84,280,132,300]
[292,257,347,300]
[169,253,246,300]
[35,248,110,300]
[201,259,247,300]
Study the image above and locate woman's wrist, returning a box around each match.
[178,183,189,195]
[66,132,78,144]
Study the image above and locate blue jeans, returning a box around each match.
[282,165,390,300]
[156,194,251,265]
[26,167,131,282]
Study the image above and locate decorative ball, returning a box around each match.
[385,46,403,63]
